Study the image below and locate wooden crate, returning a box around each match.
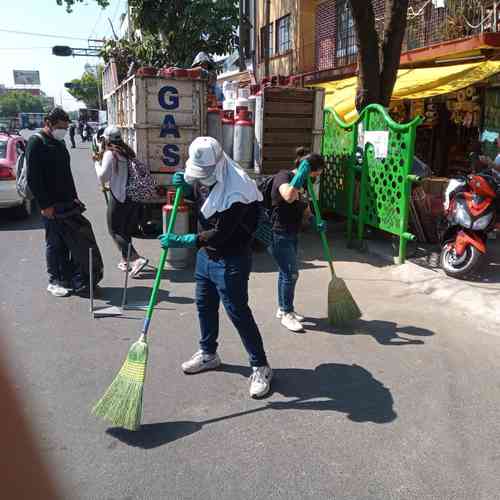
[256,87,324,175]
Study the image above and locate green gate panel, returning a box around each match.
[320,103,422,263]
[320,108,355,217]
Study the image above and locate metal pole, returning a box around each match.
[121,243,132,309]
[89,247,94,317]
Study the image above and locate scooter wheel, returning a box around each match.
[440,242,482,279]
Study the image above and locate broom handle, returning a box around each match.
[307,177,336,279]
[141,187,183,337]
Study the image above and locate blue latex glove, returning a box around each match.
[159,233,197,249]
[172,171,193,196]
[290,159,311,189]
[314,219,327,233]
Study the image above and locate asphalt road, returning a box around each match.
[1,138,500,500]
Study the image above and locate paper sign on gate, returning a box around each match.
[363,131,389,159]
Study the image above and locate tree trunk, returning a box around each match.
[349,0,409,112]
[379,0,409,106]
[349,0,381,111]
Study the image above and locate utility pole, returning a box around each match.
[264,0,271,78]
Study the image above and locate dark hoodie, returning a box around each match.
[26,131,78,210]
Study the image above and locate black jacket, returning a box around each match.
[26,131,78,209]
[190,183,258,260]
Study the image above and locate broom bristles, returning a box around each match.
[92,336,148,431]
[328,277,361,326]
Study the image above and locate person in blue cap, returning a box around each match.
[159,137,272,398]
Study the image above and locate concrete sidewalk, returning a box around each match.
[365,236,500,330]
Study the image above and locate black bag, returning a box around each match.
[56,207,104,287]
[256,175,275,210]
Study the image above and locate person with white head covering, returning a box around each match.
[95,126,148,277]
[159,137,272,398]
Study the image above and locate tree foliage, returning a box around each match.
[349,0,409,111]
[56,0,109,13]
[128,0,238,66]
[58,0,238,70]
[66,65,103,109]
[0,92,49,117]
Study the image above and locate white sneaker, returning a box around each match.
[281,312,304,332]
[47,283,70,297]
[249,366,273,398]
[129,257,148,278]
[117,261,130,272]
[181,350,221,374]
[276,309,305,322]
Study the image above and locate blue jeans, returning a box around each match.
[270,232,299,314]
[195,249,268,367]
[42,217,74,286]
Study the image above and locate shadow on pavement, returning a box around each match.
[96,286,195,306]
[133,266,195,284]
[303,318,434,346]
[107,363,396,449]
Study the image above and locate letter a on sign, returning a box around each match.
[160,115,180,138]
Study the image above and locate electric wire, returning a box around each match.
[0,28,89,41]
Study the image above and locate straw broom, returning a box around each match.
[307,177,361,325]
[92,187,183,431]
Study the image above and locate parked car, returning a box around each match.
[0,132,32,218]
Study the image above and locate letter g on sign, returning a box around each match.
[158,86,179,110]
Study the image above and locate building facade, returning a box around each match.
[255,0,500,83]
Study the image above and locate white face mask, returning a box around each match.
[199,174,217,187]
[52,128,67,141]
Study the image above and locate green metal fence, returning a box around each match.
[320,103,422,263]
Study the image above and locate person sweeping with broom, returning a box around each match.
[160,137,273,399]
[269,150,327,332]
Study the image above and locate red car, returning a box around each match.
[0,132,32,218]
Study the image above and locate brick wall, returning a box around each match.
[315,0,337,71]
[313,0,492,73]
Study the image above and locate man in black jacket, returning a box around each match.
[26,108,81,297]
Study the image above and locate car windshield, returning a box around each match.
[0,140,7,159]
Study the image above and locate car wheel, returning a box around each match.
[12,198,33,219]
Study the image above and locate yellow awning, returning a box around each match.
[312,60,500,123]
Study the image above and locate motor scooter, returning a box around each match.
[439,169,498,278]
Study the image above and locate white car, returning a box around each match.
[0,132,33,218]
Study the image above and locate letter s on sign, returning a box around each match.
[163,144,180,167]
[158,86,179,110]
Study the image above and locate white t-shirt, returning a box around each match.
[96,150,129,203]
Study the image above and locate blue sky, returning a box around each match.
[0,0,126,110]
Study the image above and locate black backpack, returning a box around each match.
[256,175,275,210]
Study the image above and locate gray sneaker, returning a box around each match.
[249,365,273,398]
[181,350,221,374]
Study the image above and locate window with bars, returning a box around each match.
[336,0,357,66]
[276,15,291,54]
[260,24,274,59]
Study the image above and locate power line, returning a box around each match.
[89,6,106,40]
[0,28,90,41]
[0,47,52,51]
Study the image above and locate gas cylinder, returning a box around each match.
[236,87,250,113]
[207,96,222,144]
[162,191,191,269]
[222,110,234,158]
[248,84,259,120]
[234,109,253,170]
[253,86,263,172]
